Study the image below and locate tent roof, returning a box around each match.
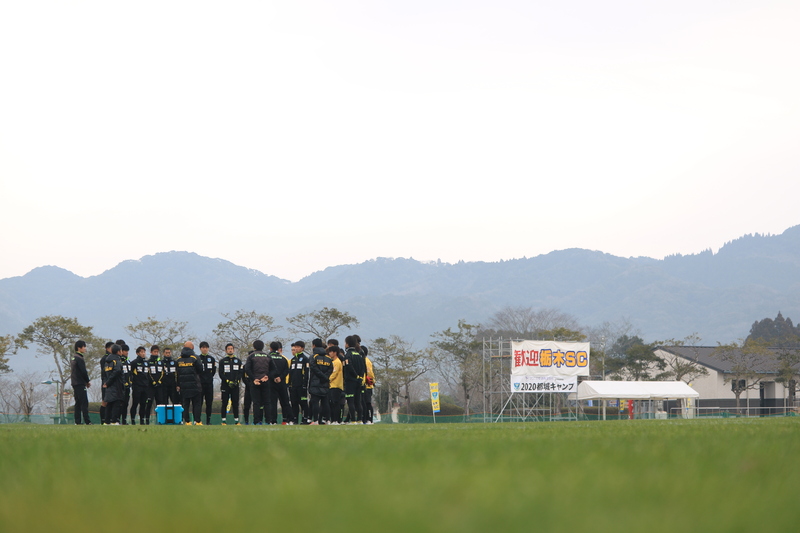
[571,381,699,400]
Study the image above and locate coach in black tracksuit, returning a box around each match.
[129,347,151,425]
[102,344,125,425]
[287,341,311,424]
[244,340,273,425]
[70,340,92,425]
[218,343,243,424]
[268,342,291,424]
[176,343,204,424]
[197,341,217,425]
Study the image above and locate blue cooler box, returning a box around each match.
[155,404,184,425]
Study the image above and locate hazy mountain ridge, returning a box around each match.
[2,228,799,373]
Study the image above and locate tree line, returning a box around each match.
[2,307,798,420]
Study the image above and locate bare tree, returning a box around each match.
[211,310,280,359]
[125,316,193,354]
[713,339,775,411]
[659,333,709,384]
[430,320,482,418]
[586,318,638,379]
[485,306,581,339]
[286,307,359,342]
[0,372,49,422]
[368,336,428,415]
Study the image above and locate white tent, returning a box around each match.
[569,381,699,420]
[572,380,699,400]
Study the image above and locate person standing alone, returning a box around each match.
[70,340,92,425]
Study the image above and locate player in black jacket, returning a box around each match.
[218,343,243,425]
[342,336,365,424]
[176,342,204,424]
[287,341,311,424]
[129,346,151,425]
[146,345,164,422]
[308,346,334,424]
[244,340,273,425]
[242,363,253,425]
[118,343,132,424]
[267,341,291,424]
[70,340,92,425]
[161,348,180,405]
[197,341,217,425]
[99,342,113,424]
[102,344,125,425]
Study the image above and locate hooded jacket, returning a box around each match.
[308,353,333,397]
[176,347,203,397]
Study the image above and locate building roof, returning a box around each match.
[657,345,798,375]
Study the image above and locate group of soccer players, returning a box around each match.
[71,334,376,426]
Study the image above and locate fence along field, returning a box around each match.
[0,418,797,533]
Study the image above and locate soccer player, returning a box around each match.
[129,346,151,425]
[244,340,272,425]
[268,341,291,425]
[102,344,125,425]
[362,346,375,424]
[328,347,344,425]
[146,345,164,421]
[198,341,217,425]
[161,347,179,405]
[218,343,243,425]
[342,336,365,424]
[308,346,333,424]
[287,341,311,424]
[118,343,132,424]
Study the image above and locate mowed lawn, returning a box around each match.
[0,418,797,532]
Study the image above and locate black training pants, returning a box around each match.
[182,393,202,424]
[221,386,240,422]
[251,383,270,425]
[310,393,330,423]
[270,383,291,424]
[130,386,149,422]
[200,382,214,422]
[290,387,309,423]
[73,386,90,424]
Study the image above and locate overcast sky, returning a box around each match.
[1,1,798,282]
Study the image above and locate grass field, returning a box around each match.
[0,418,797,532]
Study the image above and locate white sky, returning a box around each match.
[1,1,798,282]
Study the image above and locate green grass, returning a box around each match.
[0,418,797,532]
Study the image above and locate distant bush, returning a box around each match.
[408,400,463,416]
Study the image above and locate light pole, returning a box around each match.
[601,337,606,381]
[41,380,65,424]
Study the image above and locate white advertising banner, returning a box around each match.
[510,340,590,393]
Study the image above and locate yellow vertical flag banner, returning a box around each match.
[429,382,441,413]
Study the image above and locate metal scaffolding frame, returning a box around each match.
[482,337,577,423]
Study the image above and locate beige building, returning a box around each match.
[655,346,798,415]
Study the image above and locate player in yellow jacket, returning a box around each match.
[362,348,375,424]
[328,348,344,425]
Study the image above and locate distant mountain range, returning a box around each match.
[3,226,800,373]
